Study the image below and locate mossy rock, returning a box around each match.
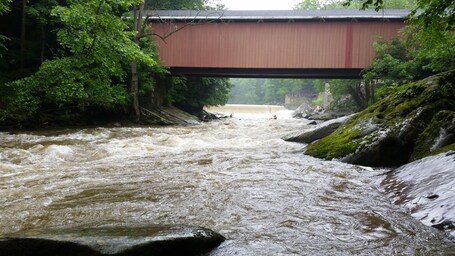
[411,110,455,160]
[304,71,455,167]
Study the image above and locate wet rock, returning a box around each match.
[306,110,354,121]
[0,225,225,256]
[411,110,455,161]
[283,115,352,143]
[140,107,200,125]
[304,71,455,167]
[382,151,455,237]
[291,99,314,118]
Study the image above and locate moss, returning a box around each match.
[411,110,455,160]
[304,71,455,166]
[426,144,455,157]
[304,117,363,160]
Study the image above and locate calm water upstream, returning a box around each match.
[0,106,454,255]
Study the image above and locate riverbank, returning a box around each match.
[0,106,203,132]
[284,71,455,237]
[303,70,455,167]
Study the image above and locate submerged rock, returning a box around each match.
[304,71,455,167]
[283,115,352,143]
[382,151,455,237]
[0,225,225,256]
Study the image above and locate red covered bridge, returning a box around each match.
[147,10,408,78]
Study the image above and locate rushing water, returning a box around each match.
[0,107,454,255]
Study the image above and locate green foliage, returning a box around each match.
[0,78,41,123]
[0,0,11,14]
[0,0,161,125]
[0,0,11,53]
[411,0,454,31]
[294,0,414,10]
[363,25,455,91]
[229,78,315,105]
[52,0,155,69]
[169,77,233,113]
[0,56,129,122]
[294,0,325,9]
[27,0,58,23]
[343,0,453,31]
[229,79,262,104]
[312,94,324,106]
[304,117,362,160]
[145,0,218,10]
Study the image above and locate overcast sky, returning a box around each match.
[220,0,301,10]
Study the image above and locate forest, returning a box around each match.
[0,0,230,127]
[0,0,454,127]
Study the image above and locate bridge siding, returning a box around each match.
[151,21,404,69]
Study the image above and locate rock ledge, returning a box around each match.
[0,225,225,256]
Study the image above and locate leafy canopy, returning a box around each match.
[0,0,11,53]
[0,0,159,122]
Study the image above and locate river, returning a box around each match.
[0,105,454,255]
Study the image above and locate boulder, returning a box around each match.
[411,110,455,161]
[306,110,355,121]
[292,100,314,118]
[382,151,455,237]
[0,225,225,256]
[283,115,352,143]
[304,71,455,167]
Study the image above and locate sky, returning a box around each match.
[220,0,301,10]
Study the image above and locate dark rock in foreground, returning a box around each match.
[304,71,455,167]
[283,115,352,143]
[0,225,225,256]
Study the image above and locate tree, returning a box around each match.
[0,0,11,54]
[0,0,233,125]
[131,2,145,121]
[346,0,454,103]
[228,79,316,105]
[362,25,455,98]
[145,0,222,10]
[294,0,414,10]
[27,0,59,63]
[344,0,453,30]
[0,0,157,123]
[169,77,233,114]
[0,0,10,12]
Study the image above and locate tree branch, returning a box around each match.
[143,10,225,43]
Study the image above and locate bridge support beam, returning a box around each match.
[169,67,363,79]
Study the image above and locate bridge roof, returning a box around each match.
[145,9,411,22]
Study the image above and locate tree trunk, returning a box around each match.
[40,21,45,63]
[20,0,27,71]
[130,3,145,122]
[348,82,369,110]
